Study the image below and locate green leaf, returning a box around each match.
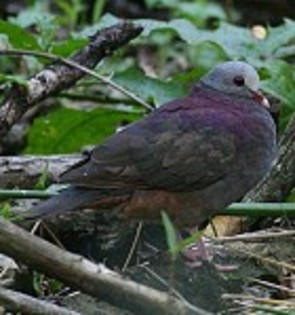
[113,67,186,106]
[12,3,59,51]
[51,37,88,57]
[187,41,228,72]
[172,2,227,27]
[144,0,229,27]
[9,2,54,29]
[175,229,203,253]
[92,0,107,24]
[264,19,295,59]
[161,212,204,258]
[145,0,178,8]
[0,74,28,87]
[9,2,58,51]
[0,20,41,50]
[0,203,12,219]
[261,60,295,109]
[138,18,295,64]
[54,0,85,29]
[25,107,142,154]
[261,60,295,127]
[74,14,119,39]
[34,167,50,190]
[287,189,295,202]
[140,19,256,59]
[161,211,179,259]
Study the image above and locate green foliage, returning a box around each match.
[73,13,119,39]
[262,60,295,126]
[92,0,107,24]
[161,211,203,258]
[187,42,228,74]
[25,107,142,154]
[287,189,295,202]
[0,74,28,87]
[51,37,88,57]
[34,168,50,190]
[176,229,203,252]
[0,20,40,50]
[161,211,179,259]
[144,0,228,27]
[53,0,85,29]
[9,2,58,51]
[114,67,186,106]
[261,60,295,108]
[33,272,64,297]
[9,2,55,29]
[139,18,295,64]
[0,203,12,219]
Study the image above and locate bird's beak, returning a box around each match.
[249,89,270,108]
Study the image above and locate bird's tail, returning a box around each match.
[22,186,132,221]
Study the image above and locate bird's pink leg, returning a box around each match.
[181,234,213,268]
[181,229,237,271]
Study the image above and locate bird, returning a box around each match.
[26,61,277,237]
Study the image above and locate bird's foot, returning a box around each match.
[181,237,238,271]
[181,237,212,268]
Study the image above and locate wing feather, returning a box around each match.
[60,109,236,191]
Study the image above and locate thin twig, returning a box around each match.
[247,277,295,295]
[122,221,143,272]
[30,220,42,235]
[59,92,140,106]
[222,293,295,307]
[40,221,65,249]
[0,49,153,111]
[230,248,295,272]
[142,265,185,301]
[215,230,295,243]
[231,301,291,315]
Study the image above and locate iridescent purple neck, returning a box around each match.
[190,83,262,111]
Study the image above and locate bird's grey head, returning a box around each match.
[201,61,269,107]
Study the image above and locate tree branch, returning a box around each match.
[0,286,80,315]
[0,155,80,189]
[0,218,207,315]
[0,23,143,142]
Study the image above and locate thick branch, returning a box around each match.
[0,286,80,315]
[0,218,205,315]
[0,155,80,189]
[0,23,143,141]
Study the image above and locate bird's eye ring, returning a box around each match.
[233,76,245,86]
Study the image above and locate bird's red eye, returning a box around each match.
[233,76,245,86]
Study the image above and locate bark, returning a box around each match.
[0,286,80,315]
[0,155,80,189]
